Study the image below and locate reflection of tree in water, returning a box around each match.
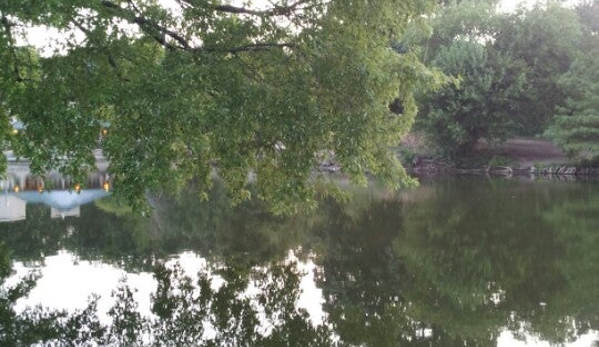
[310,178,599,346]
[0,202,154,271]
[537,186,599,342]
[0,241,333,346]
[0,204,66,262]
[397,177,599,345]
[148,180,316,266]
[0,180,315,271]
[313,195,490,346]
[1,178,599,346]
[314,197,411,344]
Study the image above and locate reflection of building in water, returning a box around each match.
[0,193,26,222]
[51,207,80,219]
[1,161,111,223]
[5,161,110,192]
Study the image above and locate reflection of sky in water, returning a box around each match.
[497,331,598,347]
[8,250,597,347]
[9,250,155,319]
[9,249,325,327]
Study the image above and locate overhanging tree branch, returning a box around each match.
[100,0,296,54]
[100,0,188,51]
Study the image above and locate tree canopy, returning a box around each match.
[493,2,583,135]
[414,0,523,157]
[0,0,442,212]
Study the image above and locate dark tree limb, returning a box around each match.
[100,0,187,51]
[196,42,295,54]
[182,0,310,17]
[100,0,296,55]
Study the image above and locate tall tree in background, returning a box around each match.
[0,0,442,212]
[545,1,599,161]
[415,0,524,157]
[493,2,583,135]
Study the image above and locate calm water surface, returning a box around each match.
[1,176,598,346]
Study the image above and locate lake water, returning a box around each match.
[1,175,598,346]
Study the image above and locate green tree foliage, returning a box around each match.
[493,2,583,135]
[416,1,589,158]
[415,1,524,157]
[420,0,500,63]
[0,0,442,212]
[544,2,599,161]
[544,39,599,160]
[417,38,521,156]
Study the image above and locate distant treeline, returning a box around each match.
[412,0,598,160]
